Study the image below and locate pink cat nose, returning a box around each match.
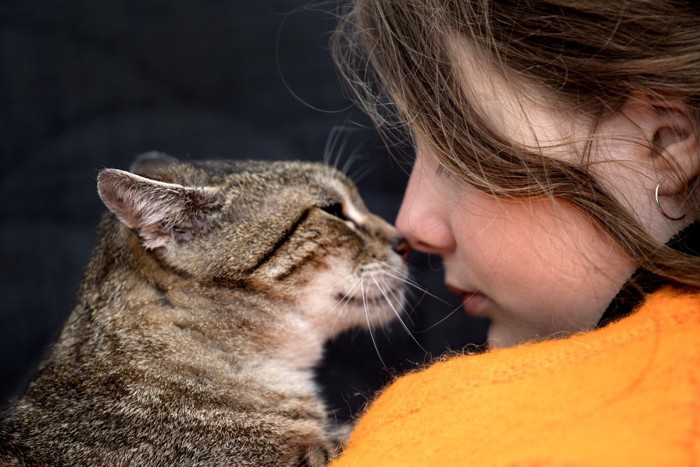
[392,237,411,261]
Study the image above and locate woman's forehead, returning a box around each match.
[447,36,582,150]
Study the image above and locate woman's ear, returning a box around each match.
[622,93,700,195]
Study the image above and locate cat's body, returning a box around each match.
[0,153,408,466]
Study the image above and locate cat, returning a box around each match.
[0,152,409,466]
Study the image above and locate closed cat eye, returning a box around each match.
[321,202,347,220]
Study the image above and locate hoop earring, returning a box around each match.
[655,184,686,221]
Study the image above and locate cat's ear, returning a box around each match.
[97,169,222,250]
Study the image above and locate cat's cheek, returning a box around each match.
[294,254,407,336]
[291,256,359,334]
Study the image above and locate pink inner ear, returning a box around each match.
[106,194,143,231]
[97,169,186,249]
[97,172,137,227]
[98,168,220,250]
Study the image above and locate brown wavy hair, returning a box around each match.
[332,0,700,288]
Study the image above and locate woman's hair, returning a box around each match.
[332,0,700,288]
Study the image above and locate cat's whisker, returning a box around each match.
[388,280,417,327]
[365,271,398,343]
[386,265,451,305]
[371,274,427,355]
[380,271,427,298]
[377,263,466,334]
[327,302,348,339]
[323,125,362,170]
[378,263,424,288]
[340,152,367,176]
[327,281,362,337]
[368,266,416,326]
[414,302,465,334]
[360,275,387,369]
[333,280,362,308]
[381,269,453,307]
[323,126,344,168]
[347,160,379,184]
[402,287,428,323]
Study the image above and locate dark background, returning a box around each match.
[0,0,487,422]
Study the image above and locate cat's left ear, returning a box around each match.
[97,169,222,249]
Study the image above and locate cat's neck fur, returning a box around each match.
[62,214,325,396]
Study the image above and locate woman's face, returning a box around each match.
[397,152,635,347]
[395,44,676,347]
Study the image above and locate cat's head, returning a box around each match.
[97,152,409,336]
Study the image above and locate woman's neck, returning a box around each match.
[598,221,699,328]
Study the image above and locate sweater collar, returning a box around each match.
[597,221,699,328]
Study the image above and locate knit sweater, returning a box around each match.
[331,288,700,466]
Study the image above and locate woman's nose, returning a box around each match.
[395,157,456,255]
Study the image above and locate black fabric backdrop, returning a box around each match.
[0,0,488,422]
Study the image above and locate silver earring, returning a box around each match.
[655,184,686,221]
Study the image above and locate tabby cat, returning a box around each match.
[0,152,409,466]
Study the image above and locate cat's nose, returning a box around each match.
[392,236,410,261]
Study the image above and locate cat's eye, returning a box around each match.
[321,202,347,220]
[320,201,366,233]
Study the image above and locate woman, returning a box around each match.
[331,0,700,464]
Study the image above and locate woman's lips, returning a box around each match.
[445,284,487,317]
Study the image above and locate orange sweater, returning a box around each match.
[332,288,700,466]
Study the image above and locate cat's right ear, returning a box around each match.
[97,169,222,250]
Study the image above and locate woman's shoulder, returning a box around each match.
[332,287,700,466]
